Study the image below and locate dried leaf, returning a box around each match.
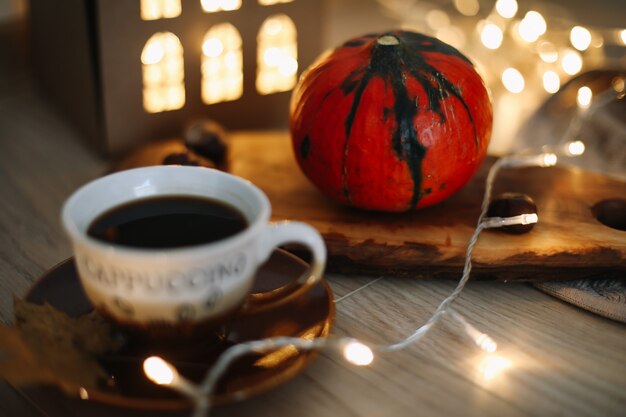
[0,299,122,393]
[0,326,59,387]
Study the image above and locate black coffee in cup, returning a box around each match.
[87,196,248,248]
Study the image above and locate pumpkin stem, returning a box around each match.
[377,34,400,46]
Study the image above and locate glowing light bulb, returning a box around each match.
[479,355,512,380]
[620,29,626,45]
[542,70,560,94]
[612,77,625,94]
[278,57,298,76]
[538,41,558,63]
[78,387,89,400]
[522,213,539,225]
[143,356,176,385]
[453,0,479,16]
[566,140,586,156]
[221,0,241,11]
[561,49,583,75]
[343,341,374,366]
[577,86,593,108]
[518,11,546,42]
[265,19,284,36]
[202,38,224,57]
[502,68,524,93]
[495,0,517,18]
[201,0,220,12]
[475,333,498,353]
[570,26,592,51]
[263,47,282,66]
[141,42,165,65]
[543,153,558,166]
[481,23,504,49]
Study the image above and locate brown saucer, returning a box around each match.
[25,249,334,411]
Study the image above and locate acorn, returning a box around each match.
[486,192,537,234]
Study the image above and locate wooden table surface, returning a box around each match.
[1,24,626,417]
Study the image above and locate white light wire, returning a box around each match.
[148,153,553,416]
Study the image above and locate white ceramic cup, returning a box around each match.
[62,166,326,328]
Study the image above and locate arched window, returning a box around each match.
[258,0,294,5]
[256,14,298,95]
[201,23,243,105]
[140,0,181,20]
[200,0,242,13]
[141,32,185,113]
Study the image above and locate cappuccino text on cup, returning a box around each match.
[62,166,326,326]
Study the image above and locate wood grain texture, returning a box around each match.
[118,133,626,281]
[1,93,626,417]
[232,133,626,281]
[2,15,626,413]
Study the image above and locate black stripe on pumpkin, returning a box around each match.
[341,35,426,209]
[396,31,479,146]
[339,32,479,208]
[300,135,311,160]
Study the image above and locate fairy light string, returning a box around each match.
[141,146,568,416]
[141,83,626,414]
[141,34,625,417]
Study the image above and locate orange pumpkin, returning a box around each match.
[290,31,492,211]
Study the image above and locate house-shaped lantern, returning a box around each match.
[30,0,325,155]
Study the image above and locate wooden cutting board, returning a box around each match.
[118,132,626,281]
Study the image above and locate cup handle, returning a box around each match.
[240,221,326,314]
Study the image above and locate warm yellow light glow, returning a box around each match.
[263,47,282,66]
[538,41,558,63]
[78,387,89,400]
[570,26,592,51]
[201,0,242,12]
[257,14,298,95]
[518,11,546,42]
[502,68,524,93]
[561,49,583,75]
[259,0,294,4]
[522,213,539,225]
[343,342,374,366]
[278,57,298,76]
[202,38,224,58]
[577,86,593,109]
[202,23,243,105]
[479,355,512,380]
[567,140,586,156]
[475,334,498,353]
[141,42,165,65]
[426,9,450,29]
[495,0,517,18]
[612,77,625,94]
[143,356,176,385]
[543,153,558,167]
[141,0,182,20]
[542,70,560,94]
[453,0,479,17]
[481,23,503,49]
[620,29,626,45]
[142,32,185,113]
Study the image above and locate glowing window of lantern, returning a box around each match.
[201,23,243,105]
[256,14,298,95]
[141,32,185,113]
[200,0,242,13]
[258,0,294,5]
[140,0,182,20]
